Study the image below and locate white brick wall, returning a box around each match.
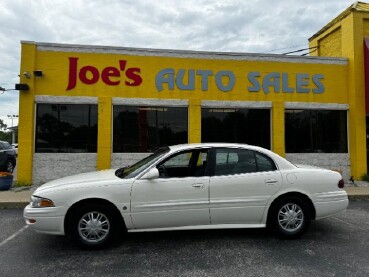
[111,153,151,169]
[286,153,351,181]
[33,153,97,185]
[32,152,352,185]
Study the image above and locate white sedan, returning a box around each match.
[24,143,348,249]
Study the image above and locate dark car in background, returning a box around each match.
[0,141,16,173]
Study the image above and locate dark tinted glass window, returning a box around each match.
[213,148,276,176]
[201,108,270,149]
[285,110,347,153]
[1,142,12,150]
[35,104,98,153]
[157,149,208,178]
[255,152,277,172]
[113,106,188,153]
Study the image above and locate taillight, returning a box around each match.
[338,179,345,188]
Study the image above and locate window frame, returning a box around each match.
[201,107,271,149]
[112,105,189,153]
[156,148,210,178]
[207,147,278,177]
[35,103,98,153]
[285,109,348,153]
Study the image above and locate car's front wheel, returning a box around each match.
[69,204,120,249]
[269,197,311,239]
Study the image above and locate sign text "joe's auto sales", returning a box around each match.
[66,58,325,94]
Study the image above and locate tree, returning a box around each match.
[0,130,11,143]
[0,119,7,131]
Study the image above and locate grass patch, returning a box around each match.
[361,173,369,182]
[13,181,33,187]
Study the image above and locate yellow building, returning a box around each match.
[17,2,369,185]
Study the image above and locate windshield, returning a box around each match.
[115,147,170,179]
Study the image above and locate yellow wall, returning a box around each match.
[18,42,349,183]
[309,9,368,179]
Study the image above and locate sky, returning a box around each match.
[0,0,358,128]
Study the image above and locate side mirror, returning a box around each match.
[141,167,159,180]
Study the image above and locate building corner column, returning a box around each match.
[97,97,112,170]
[272,101,285,157]
[188,99,201,143]
[17,42,36,185]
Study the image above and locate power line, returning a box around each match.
[265,43,308,53]
[282,46,319,55]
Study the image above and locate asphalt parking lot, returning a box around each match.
[0,201,368,277]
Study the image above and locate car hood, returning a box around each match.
[34,169,120,194]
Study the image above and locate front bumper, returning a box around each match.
[23,204,67,235]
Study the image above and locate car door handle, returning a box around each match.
[265,179,278,185]
[192,183,204,189]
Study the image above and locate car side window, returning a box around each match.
[214,148,276,176]
[3,142,11,150]
[157,149,208,178]
[255,152,277,172]
[0,143,3,150]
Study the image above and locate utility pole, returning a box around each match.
[7,115,18,127]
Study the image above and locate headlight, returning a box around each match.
[30,195,55,208]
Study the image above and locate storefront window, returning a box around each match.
[35,104,98,153]
[201,108,271,149]
[285,110,347,153]
[113,106,188,152]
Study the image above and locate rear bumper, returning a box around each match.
[313,190,349,219]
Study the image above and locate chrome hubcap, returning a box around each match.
[278,203,304,232]
[78,211,110,243]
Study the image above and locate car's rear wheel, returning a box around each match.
[69,204,119,249]
[6,160,15,173]
[269,197,311,239]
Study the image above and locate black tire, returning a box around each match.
[6,160,15,173]
[68,204,120,249]
[269,197,311,239]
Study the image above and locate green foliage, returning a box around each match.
[0,131,11,143]
[361,173,369,182]
[13,181,33,187]
[0,119,7,130]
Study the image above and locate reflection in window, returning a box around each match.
[201,108,271,149]
[157,149,208,178]
[35,104,98,153]
[285,110,348,153]
[113,106,188,153]
[214,148,276,176]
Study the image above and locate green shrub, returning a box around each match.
[361,173,369,182]
[13,181,33,187]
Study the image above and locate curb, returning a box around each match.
[0,202,28,210]
[348,195,369,201]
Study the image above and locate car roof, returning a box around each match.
[167,143,296,170]
[169,143,264,151]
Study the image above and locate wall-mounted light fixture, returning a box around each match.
[23,71,31,79]
[33,70,43,77]
[15,84,30,91]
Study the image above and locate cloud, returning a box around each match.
[0,0,356,126]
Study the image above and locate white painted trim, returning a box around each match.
[24,41,348,65]
[128,223,266,232]
[284,102,349,110]
[112,97,188,107]
[201,100,272,109]
[35,95,98,104]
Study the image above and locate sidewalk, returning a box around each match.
[0,184,368,210]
